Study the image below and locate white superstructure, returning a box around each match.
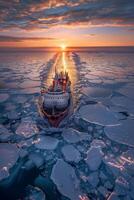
[43,71,71,110]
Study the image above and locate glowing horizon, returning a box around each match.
[0,1,134,48]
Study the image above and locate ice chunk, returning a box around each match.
[62,128,91,143]
[98,186,109,198]
[85,146,103,171]
[20,80,40,89]
[115,176,129,196]
[29,152,45,168]
[35,136,59,150]
[79,104,119,126]
[91,139,106,148]
[121,149,134,163]
[105,119,134,147]
[107,192,120,200]
[111,96,134,110]
[88,172,99,188]
[24,186,46,200]
[14,96,27,104]
[0,93,9,103]
[62,145,81,163]
[7,111,20,120]
[82,87,112,98]
[0,143,19,181]
[0,124,12,142]
[16,120,38,138]
[51,159,82,200]
[118,86,134,100]
[104,157,122,177]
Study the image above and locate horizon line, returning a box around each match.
[0,46,134,48]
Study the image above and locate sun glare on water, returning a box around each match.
[60,44,66,51]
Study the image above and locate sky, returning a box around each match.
[0,0,134,47]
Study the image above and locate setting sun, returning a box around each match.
[60,44,67,51]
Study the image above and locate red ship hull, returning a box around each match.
[41,107,68,127]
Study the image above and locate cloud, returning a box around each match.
[0,35,56,42]
[0,0,134,30]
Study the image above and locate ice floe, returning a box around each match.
[0,124,12,142]
[0,93,9,103]
[88,171,99,188]
[79,104,119,126]
[107,192,120,200]
[85,146,103,171]
[90,139,106,148]
[121,149,134,163]
[0,143,19,181]
[62,145,81,163]
[82,87,112,99]
[51,159,82,200]
[98,186,109,198]
[62,128,91,143]
[111,96,134,110]
[105,119,134,147]
[16,119,39,138]
[115,176,129,196]
[118,85,134,100]
[35,136,59,150]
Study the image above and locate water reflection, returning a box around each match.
[46,51,77,91]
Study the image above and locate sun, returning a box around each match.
[60,44,66,51]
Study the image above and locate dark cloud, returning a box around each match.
[0,0,134,30]
[0,35,56,42]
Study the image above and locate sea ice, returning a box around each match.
[51,159,82,200]
[0,124,12,142]
[115,176,129,196]
[62,128,91,143]
[29,152,45,168]
[7,111,20,120]
[16,119,39,138]
[82,87,112,99]
[107,192,120,200]
[85,146,103,171]
[103,158,122,177]
[88,171,99,188]
[24,186,46,200]
[0,93,9,103]
[62,145,81,163]
[14,96,27,104]
[0,143,19,181]
[91,139,106,148]
[79,104,119,126]
[105,119,134,147]
[111,96,134,110]
[35,136,59,150]
[118,86,134,100]
[121,149,134,163]
[98,186,109,198]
